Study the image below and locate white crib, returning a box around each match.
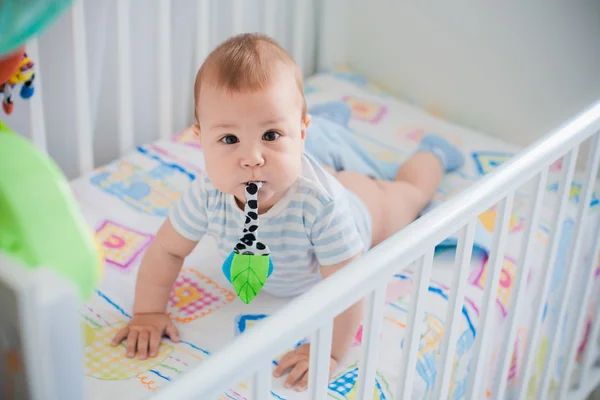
[1,1,600,399]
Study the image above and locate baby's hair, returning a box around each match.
[194,33,306,122]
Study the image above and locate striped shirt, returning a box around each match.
[169,153,371,297]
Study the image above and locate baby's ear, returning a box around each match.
[301,114,311,140]
[191,124,201,137]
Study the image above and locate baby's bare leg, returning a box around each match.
[324,134,464,247]
[326,152,443,247]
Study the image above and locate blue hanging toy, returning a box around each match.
[222,182,273,304]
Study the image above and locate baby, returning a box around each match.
[111,33,464,391]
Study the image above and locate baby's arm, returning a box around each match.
[132,219,198,314]
[112,177,208,358]
[111,219,200,359]
[320,254,364,362]
[274,194,367,390]
[273,253,364,391]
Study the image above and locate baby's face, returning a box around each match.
[196,69,309,212]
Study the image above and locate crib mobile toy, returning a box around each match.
[0,48,35,115]
[0,0,100,301]
[0,0,72,114]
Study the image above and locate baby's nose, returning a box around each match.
[241,154,265,168]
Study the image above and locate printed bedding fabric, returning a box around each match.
[74,69,600,400]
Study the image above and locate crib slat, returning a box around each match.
[253,361,272,399]
[395,248,435,399]
[263,0,277,38]
[26,39,47,154]
[192,0,211,124]
[355,284,386,399]
[195,0,211,70]
[466,193,515,399]
[317,0,348,72]
[493,169,548,399]
[578,212,600,388]
[292,0,306,74]
[308,320,333,398]
[517,148,579,399]
[432,221,476,400]
[116,0,134,155]
[71,0,94,174]
[232,0,244,35]
[557,133,600,398]
[157,0,173,140]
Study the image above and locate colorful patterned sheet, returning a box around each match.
[72,69,600,400]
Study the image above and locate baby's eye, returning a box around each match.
[262,130,280,141]
[220,135,239,145]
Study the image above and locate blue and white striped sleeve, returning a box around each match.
[168,178,208,242]
[310,197,365,267]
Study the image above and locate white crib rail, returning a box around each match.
[157,0,173,141]
[432,221,476,399]
[263,0,278,38]
[26,39,47,154]
[493,168,548,398]
[579,220,600,388]
[466,193,514,399]
[195,0,211,71]
[150,98,600,399]
[355,283,385,398]
[557,134,600,397]
[517,147,579,399]
[396,249,435,398]
[70,0,94,175]
[309,320,334,398]
[542,134,600,396]
[116,0,135,156]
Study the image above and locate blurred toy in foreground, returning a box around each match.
[0,0,73,55]
[0,51,35,114]
[0,48,25,83]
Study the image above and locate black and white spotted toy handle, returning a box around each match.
[233,182,270,256]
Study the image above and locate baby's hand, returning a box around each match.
[111,313,180,360]
[273,344,337,392]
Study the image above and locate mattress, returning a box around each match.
[73,69,600,400]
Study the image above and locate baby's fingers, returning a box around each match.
[111,327,130,347]
[165,323,180,343]
[296,371,310,392]
[148,329,161,357]
[273,351,298,378]
[126,330,139,358]
[136,331,150,360]
[285,360,309,389]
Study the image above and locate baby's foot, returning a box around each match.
[417,134,464,172]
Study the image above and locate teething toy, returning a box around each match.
[222,182,273,304]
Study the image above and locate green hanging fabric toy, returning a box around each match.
[222,182,273,304]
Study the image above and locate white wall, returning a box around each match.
[2,0,316,179]
[345,1,600,155]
